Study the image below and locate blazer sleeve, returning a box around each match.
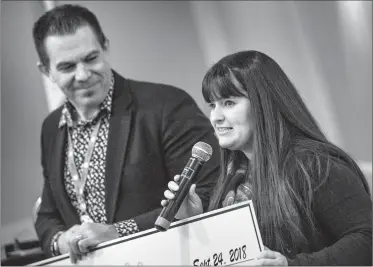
[288,162,372,265]
[34,122,66,257]
[160,89,220,210]
[132,87,220,230]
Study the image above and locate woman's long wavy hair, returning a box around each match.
[202,50,370,254]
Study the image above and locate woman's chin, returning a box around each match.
[219,141,235,150]
[219,141,245,152]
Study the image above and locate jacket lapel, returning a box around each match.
[50,125,79,225]
[105,71,133,223]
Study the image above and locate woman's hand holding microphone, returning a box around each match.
[160,175,203,220]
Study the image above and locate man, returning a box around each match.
[33,4,220,263]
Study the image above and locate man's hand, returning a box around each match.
[57,225,80,255]
[76,222,119,252]
[59,223,119,264]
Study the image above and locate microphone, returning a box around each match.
[154,142,213,231]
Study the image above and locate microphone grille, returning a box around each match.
[192,142,213,162]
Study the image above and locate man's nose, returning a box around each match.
[75,63,91,82]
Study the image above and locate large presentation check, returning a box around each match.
[33,200,263,266]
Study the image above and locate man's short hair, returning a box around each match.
[33,4,107,67]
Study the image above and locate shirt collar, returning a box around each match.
[58,71,114,128]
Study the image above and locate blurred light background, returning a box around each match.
[1,0,372,251]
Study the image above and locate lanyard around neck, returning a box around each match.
[66,117,102,222]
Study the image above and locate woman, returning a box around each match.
[161,50,372,265]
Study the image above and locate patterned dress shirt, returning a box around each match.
[51,72,138,255]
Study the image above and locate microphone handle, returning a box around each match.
[155,157,203,231]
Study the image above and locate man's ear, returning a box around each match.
[103,38,110,51]
[37,61,49,76]
[37,62,55,82]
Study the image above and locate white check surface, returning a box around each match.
[33,200,263,266]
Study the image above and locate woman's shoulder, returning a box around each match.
[291,139,368,193]
[288,139,330,173]
[291,138,347,167]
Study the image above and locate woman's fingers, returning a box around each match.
[188,184,201,204]
[174,174,181,183]
[161,199,168,206]
[256,250,277,259]
[161,178,180,207]
[168,181,179,191]
[164,190,175,200]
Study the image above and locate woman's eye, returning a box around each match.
[224,100,235,107]
[208,103,216,109]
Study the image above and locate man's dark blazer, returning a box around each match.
[35,70,220,256]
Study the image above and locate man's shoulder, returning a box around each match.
[128,79,192,102]
[41,105,64,132]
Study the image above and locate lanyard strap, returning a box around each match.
[67,117,102,221]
